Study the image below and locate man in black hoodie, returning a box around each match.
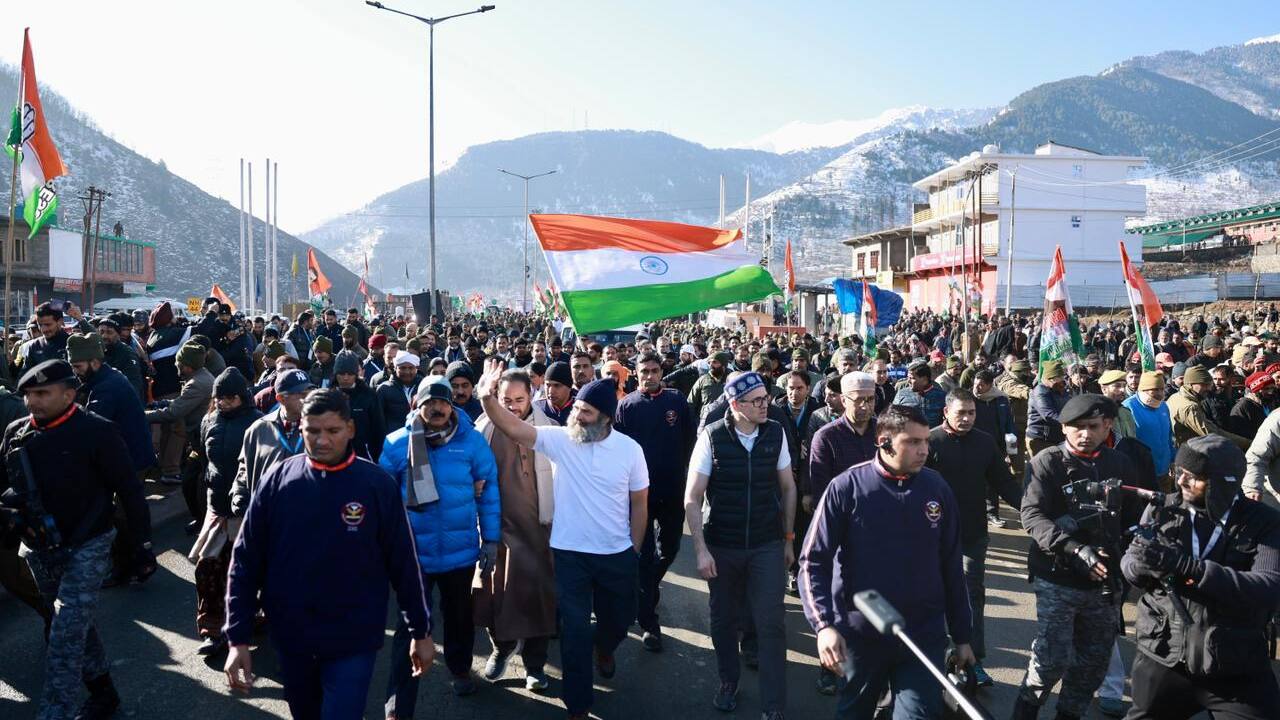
[335,351,385,461]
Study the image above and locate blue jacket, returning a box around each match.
[81,363,156,472]
[798,459,971,649]
[379,410,500,574]
[891,383,947,427]
[225,454,431,658]
[1123,395,1175,476]
[615,388,696,500]
[1026,383,1069,443]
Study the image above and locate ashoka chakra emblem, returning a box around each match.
[639,256,669,275]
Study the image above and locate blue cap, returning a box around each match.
[274,368,313,395]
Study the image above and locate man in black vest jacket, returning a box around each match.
[1121,435,1280,719]
[685,371,796,718]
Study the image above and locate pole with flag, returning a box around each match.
[1038,245,1084,375]
[783,238,796,324]
[210,283,236,313]
[307,247,332,300]
[1119,241,1163,371]
[5,29,67,328]
[861,280,878,357]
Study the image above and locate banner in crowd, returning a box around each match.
[1119,241,1163,372]
[529,214,779,334]
[1039,245,1084,374]
[831,279,902,330]
[307,247,332,297]
[5,29,67,239]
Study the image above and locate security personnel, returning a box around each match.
[0,359,155,720]
[1121,435,1280,719]
[1013,394,1140,720]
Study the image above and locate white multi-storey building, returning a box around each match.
[907,141,1147,313]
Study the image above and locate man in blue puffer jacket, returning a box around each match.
[380,377,499,712]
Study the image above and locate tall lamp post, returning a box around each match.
[499,168,557,312]
[367,1,495,317]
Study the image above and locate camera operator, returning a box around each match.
[0,359,155,720]
[1121,435,1280,719]
[1013,394,1141,720]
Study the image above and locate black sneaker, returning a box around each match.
[987,513,1007,528]
[713,681,738,712]
[815,667,838,695]
[482,645,513,681]
[761,712,786,720]
[75,674,120,720]
[642,630,663,652]
[971,662,994,687]
[594,648,616,679]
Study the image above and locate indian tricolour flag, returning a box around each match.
[530,214,780,334]
[5,30,67,239]
[1039,245,1084,375]
[1120,240,1163,371]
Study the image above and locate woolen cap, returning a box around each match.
[312,335,334,354]
[415,378,453,406]
[1246,371,1275,393]
[213,367,249,398]
[1183,366,1212,385]
[725,371,766,401]
[334,351,361,376]
[1154,352,1175,368]
[176,342,206,370]
[576,378,619,418]
[67,333,104,363]
[369,333,387,351]
[1138,371,1166,391]
[546,360,573,387]
[840,371,876,394]
[1040,360,1065,381]
[444,361,475,384]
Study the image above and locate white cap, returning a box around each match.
[840,371,875,394]
[680,344,697,357]
[394,352,421,368]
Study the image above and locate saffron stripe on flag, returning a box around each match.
[530,214,739,253]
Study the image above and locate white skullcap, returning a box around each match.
[841,371,875,394]
[394,352,421,368]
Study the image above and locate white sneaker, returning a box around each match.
[525,672,549,692]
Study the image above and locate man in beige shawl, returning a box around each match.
[473,368,558,692]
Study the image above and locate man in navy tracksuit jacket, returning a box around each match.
[223,389,433,719]
[798,404,973,719]
[614,352,696,649]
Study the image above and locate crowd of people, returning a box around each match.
[2,294,1280,720]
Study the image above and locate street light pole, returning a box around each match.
[499,168,557,312]
[367,1,495,317]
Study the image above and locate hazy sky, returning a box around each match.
[3,1,1275,233]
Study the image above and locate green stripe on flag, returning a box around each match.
[561,265,779,334]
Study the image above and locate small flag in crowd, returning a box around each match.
[291,252,299,278]
[5,29,67,239]
[861,278,877,355]
[530,214,779,334]
[210,283,236,313]
[307,247,332,296]
[783,238,796,314]
[832,279,903,329]
[1120,241,1163,371]
[1039,245,1084,375]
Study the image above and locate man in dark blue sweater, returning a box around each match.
[615,352,695,652]
[798,404,974,719]
[223,389,434,718]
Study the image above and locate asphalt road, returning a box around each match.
[0,496,1248,720]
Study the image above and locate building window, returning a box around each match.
[12,236,24,263]
[869,250,880,272]
[1072,164,1084,177]
[856,253,865,273]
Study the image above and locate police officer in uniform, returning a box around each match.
[1013,394,1141,720]
[1121,434,1280,719]
[0,359,155,720]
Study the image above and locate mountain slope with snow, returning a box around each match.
[739,105,996,154]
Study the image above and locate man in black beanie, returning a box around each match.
[1121,435,1280,719]
[445,361,482,421]
[536,360,576,426]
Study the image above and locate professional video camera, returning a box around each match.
[1058,478,1168,598]
[0,445,61,550]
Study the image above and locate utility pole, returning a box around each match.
[77,186,109,311]
[1004,165,1018,316]
[498,167,557,313]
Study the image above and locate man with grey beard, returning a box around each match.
[476,359,649,720]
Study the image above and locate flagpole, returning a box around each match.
[4,39,25,331]
[272,160,279,315]
[247,162,255,314]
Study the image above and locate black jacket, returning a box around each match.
[342,380,386,462]
[927,426,1020,545]
[1227,396,1266,441]
[375,377,420,433]
[103,339,146,401]
[1122,495,1280,675]
[201,402,262,517]
[1021,443,1139,588]
[0,405,150,549]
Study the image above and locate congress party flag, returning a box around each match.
[5,29,68,239]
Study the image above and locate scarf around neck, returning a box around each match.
[406,413,457,507]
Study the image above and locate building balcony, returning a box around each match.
[912,207,933,224]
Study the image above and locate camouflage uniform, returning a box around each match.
[20,529,115,720]
[1019,578,1118,716]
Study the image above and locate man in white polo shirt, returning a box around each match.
[476,359,648,720]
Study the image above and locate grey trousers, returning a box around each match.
[707,540,787,713]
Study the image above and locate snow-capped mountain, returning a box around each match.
[737,105,997,154]
[313,35,1280,293]
[0,65,369,303]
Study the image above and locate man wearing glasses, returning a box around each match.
[803,370,880,695]
[685,371,796,719]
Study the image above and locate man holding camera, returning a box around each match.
[1013,394,1140,720]
[1121,435,1280,719]
[0,359,155,720]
